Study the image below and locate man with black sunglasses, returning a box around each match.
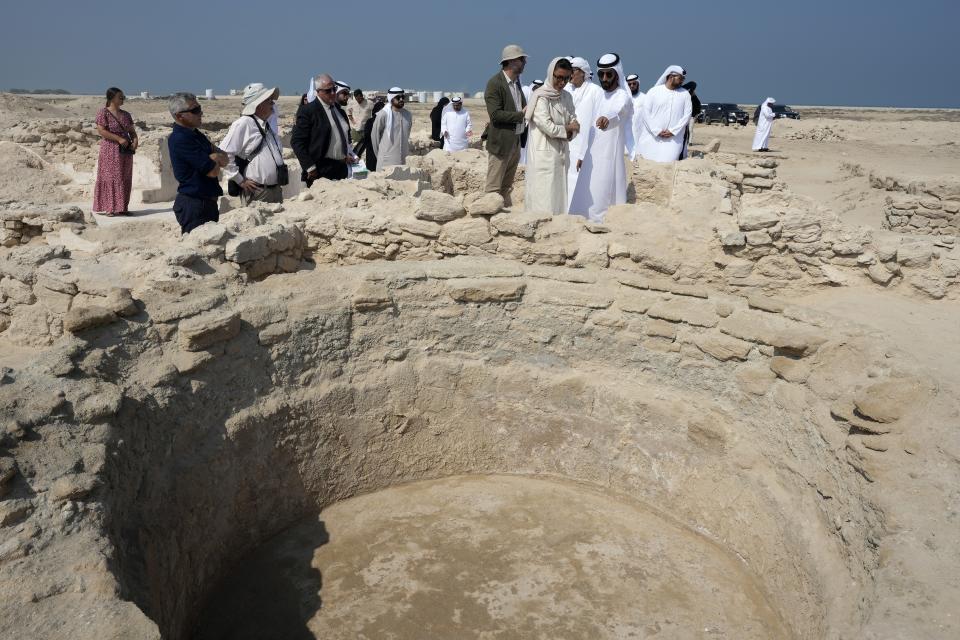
[168,92,227,234]
[291,73,357,186]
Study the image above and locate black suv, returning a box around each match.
[698,103,749,125]
[771,104,800,119]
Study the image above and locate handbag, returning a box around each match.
[106,109,136,155]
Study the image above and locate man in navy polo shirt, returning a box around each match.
[167,92,227,234]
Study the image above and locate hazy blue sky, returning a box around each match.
[1,0,957,107]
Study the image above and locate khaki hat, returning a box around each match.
[500,44,527,63]
[241,83,279,116]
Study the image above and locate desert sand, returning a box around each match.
[0,92,958,640]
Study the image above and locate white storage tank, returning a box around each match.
[205,89,214,100]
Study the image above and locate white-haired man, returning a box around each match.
[371,87,412,169]
[220,84,287,205]
[291,73,356,185]
[568,53,633,223]
[441,97,473,152]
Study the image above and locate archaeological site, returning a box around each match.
[0,94,958,639]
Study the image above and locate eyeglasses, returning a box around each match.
[598,70,616,78]
[177,105,202,116]
[552,73,571,83]
[318,87,336,94]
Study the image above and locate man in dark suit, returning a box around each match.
[484,44,528,207]
[291,73,356,186]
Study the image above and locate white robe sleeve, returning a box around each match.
[440,112,450,137]
[466,113,472,135]
[668,92,693,137]
[533,99,566,139]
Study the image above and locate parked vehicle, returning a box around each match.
[771,104,801,119]
[697,103,749,126]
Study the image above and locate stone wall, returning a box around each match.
[884,195,960,236]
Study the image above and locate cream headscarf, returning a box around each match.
[524,57,565,123]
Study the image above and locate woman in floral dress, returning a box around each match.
[94,87,138,216]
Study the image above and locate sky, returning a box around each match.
[1,0,957,108]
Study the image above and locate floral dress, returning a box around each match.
[93,107,134,213]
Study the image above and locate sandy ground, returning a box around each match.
[193,474,787,640]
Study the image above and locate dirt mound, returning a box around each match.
[0,141,71,205]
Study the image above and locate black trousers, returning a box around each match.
[302,158,349,187]
[173,193,219,234]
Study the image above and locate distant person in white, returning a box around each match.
[371,87,412,169]
[441,97,473,152]
[220,85,284,205]
[636,65,692,163]
[564,56,604,210]
[626,73,645,160]
[568,53,634,223]
[752,97,776,152]
[524,57,579,214]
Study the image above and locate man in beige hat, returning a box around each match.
[483,44,528,206]
[220,84,287,205]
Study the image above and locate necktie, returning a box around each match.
[332,106,349,156]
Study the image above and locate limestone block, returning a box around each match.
[464,192,504,216]
[340,210,389,234]
[644,319,676,340]
[304,213,338,238]
[0,498,31,526]
[225,234,270,264]
[573,233,609,268]
[447,278,526,303]
[416,190,466,222]
[398,218,442,238]
[721,232,746,248]
[867,263,894,285]
[908,272,946,299]
[745,230,772,246]
[854,379,922,424]
[743,177,774,189]
[896,240,933,267]
[49,473,98,502]
[73,387,123,422]
[737,208,780,231]
[692,333,752,361]
[769,356,811,383]
[178,310,241,351]
[351,283,393,311]
[63,305,116,333]
[440,217,492,246]
[719,310,826,356]
[647,298,719,328]
[490,211,552,239]
[736,363,776,395]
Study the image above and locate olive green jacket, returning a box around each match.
[484,71,527,157]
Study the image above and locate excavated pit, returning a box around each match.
[92,266,879,640]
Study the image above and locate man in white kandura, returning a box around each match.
[568,53,633,223]
[524,57,579,214]
[565,56,604,211]
[636,65,692,163]
[220,84,285,205]
[626,74,645,160]
[441,97,472,152]
[371,87,412,169]
[752,97,776,152]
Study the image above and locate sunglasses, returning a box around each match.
[178,105,202,116]
[552,73,571,83]
[318,87,336,94]
[598,70,616,78]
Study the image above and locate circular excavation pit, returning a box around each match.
[194,474,788,639]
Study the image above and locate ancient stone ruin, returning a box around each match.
[1,137,959,639]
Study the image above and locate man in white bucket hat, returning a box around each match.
[220,84,287,205]
[483,44,528,206]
